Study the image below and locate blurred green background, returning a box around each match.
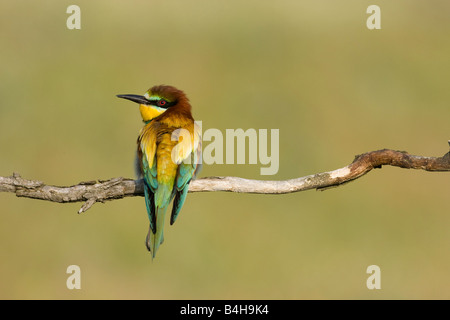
[0,0,449,299]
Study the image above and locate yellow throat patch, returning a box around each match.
[139,104,166,122]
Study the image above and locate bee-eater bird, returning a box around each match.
[117,85,201,258]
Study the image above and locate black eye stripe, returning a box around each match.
[147,99,176,108]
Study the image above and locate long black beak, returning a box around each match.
[116,94,149,105]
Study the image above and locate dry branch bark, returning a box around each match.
[1,143,449,213]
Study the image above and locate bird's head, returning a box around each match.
[117,85,190,122]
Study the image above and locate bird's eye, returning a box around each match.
[157,100,167,107]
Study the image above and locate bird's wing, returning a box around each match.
[138,123,159,233]
[170,155,195,225]
[170,122,202,225]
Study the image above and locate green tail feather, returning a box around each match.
[142,177,174,258]
[146,206,167,258]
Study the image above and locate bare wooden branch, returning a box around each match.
[1,142,449,213]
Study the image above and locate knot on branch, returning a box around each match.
[78,177,133,213]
